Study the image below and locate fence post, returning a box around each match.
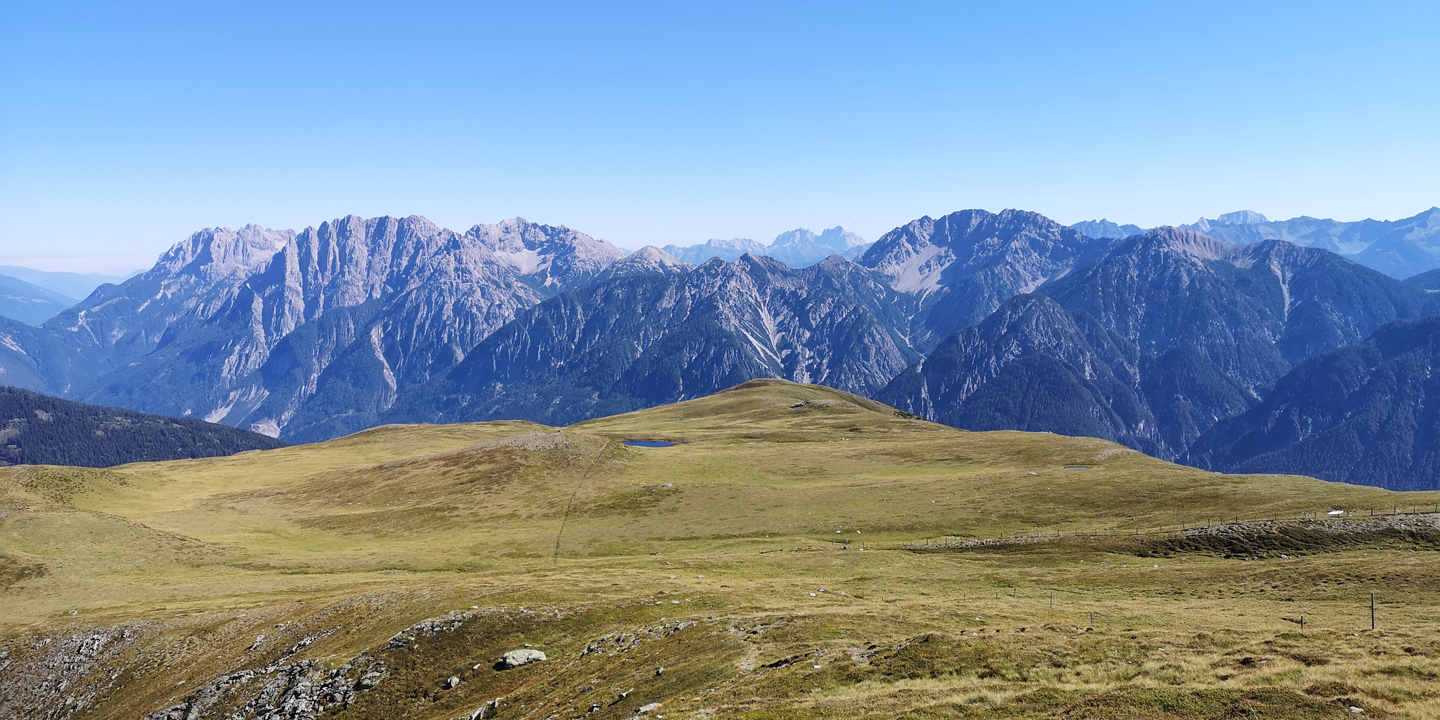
[1371,592,1376,631]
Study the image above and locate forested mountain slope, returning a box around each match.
[1189,317,1440,490]
[0,386,285,467]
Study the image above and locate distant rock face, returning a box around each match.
[1182,208,1440,278]
[879,227,1430,460]
[387,254,918,427]
[661,226,868,268]
[1069,219,1147,240]
[877,293,1166,456]
[859,208,1109,352]
[27,215,623,441]
[1215,210,1269,226]
[1188,317,1440,490]
[662,237,768,265]
[767,226,869,267]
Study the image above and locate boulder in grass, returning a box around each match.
[497,649,546,669]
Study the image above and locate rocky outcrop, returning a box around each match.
[497,649,545,669]
[142,655,384,720]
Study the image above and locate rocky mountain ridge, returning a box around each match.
[857,208,1110,352]
[1180,207,1440,278]
[662,226,870,268]
[877,227,1433,464]
[10,215,624,439]
[386,253,919,428]
[1069,219,1147,239]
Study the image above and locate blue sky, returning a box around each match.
[1,1,1436,273]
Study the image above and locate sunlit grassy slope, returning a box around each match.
[4,379,1440,718]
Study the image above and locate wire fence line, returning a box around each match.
[702,509,1440,556]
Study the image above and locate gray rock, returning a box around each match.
[499,649,546,669]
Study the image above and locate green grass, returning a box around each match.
[2,379,1439,718]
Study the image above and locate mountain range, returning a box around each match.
[1068,208,1440,279]
[1180,208,1440,279]
[385,250,918,429]
[0,274,78,326]
[0,265,134,301]
[876,227,1433,461]
[662,226,870,267]
[4,207,1440,488]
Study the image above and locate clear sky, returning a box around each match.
[1,1,1436,273]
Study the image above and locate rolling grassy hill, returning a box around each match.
[3,380,1440,718]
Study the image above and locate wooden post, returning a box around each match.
[1089,611,1093,628]
[1300,615,1305,631]
[1371,592,1376,631]
[1050,592,1054,611]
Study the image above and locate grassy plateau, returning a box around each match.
[3,379,1440,719]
